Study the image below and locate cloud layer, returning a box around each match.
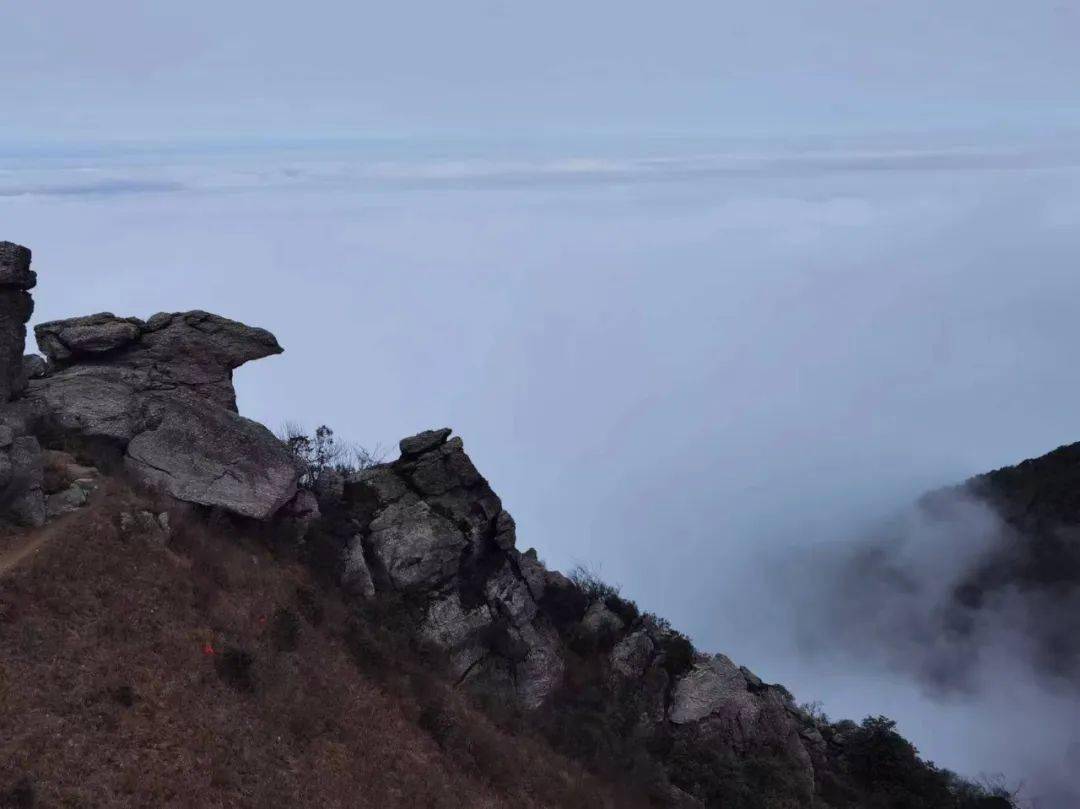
[5,132,1080,802]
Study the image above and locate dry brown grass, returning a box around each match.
[0,484,631,809]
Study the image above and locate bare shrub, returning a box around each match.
[277,422,384,488]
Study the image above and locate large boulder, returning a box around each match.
[25,309,297,519]
[124,392,299,519]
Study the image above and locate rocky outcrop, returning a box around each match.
[0,240,294,523]
[0,412,45,527]
[25,310,297,519]
[322,429,564,708]
[0,242,36,402]
[669,654,815,797]
[0,243,44,526]
[0,238,992,807]
[33,309,283,414]
[310,426,818,797]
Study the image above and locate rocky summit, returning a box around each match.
[20,308,297,520]
[0,241,1017,809]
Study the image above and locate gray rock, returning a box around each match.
[337,431,566,707]
[407,436,482,496]
[365,499,467,591]
[0,451,10,489]
[1,434,44,526]
[611,630,656,680]
[34,309,282,412]
[45,483,88,518]
[0,242,35,288]
[27,364,143,442]
[666,653,815,796]
[22,354,47,380]
[420,591,495,680]
[24,308,297,519]
[669,654,760,726]
[513,623,565,708]
[345,465,409,509]
[135,311,282,410]
[485,560,538,627]
[288,488,321,519]
[0,243,35,403]
[35,313,143,360]
[0,289,33,402]
[72,477,99,493]
[125,392,298,520]
[395,434,508,546]
[399,427,452,458]
[517,550,549,602]
[492,510,517,550]
[342,534,376,598]
[580,600,625,638]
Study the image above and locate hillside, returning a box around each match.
[921,442,1080,684]
[0,240,1017,808]
[0,482,643,808]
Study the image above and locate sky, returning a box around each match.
[3,0,1080,139]
[4,2,1080,803]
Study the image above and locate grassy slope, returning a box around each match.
[0,484,626,809]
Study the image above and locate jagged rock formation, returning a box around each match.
[24,311,298,519]
[0,242,35,402]
[0,240,296,524]
[310,427,818,800]
[325,429,565,709]
[0,243,44,526]
[0,411,44,527]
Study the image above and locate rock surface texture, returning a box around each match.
[329,430,565,708]
[0,242,36,402]
[25,309,297,519]
[0,243,44,525]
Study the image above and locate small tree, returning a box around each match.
[798,700,831,727]
[278,422,383,488]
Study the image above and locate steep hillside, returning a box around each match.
[927,442,1080,682]
[0,484,635,808]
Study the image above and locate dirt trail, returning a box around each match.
[0,515,75,578]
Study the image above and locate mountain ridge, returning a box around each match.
[0,241,1020,808]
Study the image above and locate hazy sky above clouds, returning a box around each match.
[4,1,1080,801]
[3,0,1080,139]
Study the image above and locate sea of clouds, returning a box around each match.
[4,131,1080,804]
